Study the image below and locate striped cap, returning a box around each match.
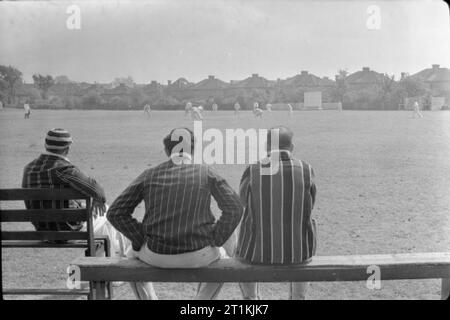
[45,128,73,152]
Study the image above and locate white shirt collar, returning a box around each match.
[269,149,292,157]
[43,151,70,162]
[170,152,192,165]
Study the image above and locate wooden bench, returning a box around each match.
[71,252,450,300]
[1,188,112,299]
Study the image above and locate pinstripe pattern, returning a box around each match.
[107,157,243,254]
[21,152,106,231]
[236,151,317,265]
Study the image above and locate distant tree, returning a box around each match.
[32,74,55,100]
[81,93,103,109]
[129,87,145,108]
[54,75,74,84]
[0,65,23,103]
[0,78,7,103]
[379,74,397,109]
[23,87,41,103]
[331,69,348,103]
[395,77,429,98]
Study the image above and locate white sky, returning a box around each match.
[0,0,449,83]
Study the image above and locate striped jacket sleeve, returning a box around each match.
[208,167,244,247]
[56,165,106,203]
[310,167,316,209]
[239,165,251,204]
[107,171,147,251]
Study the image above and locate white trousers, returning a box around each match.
[90,215,131,258]
[85,213,156,300]
[129,233,237,300]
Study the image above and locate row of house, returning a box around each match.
[13,64,450,109]
[143,64,449,95]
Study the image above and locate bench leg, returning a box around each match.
[88,282,95,300]
[94,281,108,300]
[99,237,113,300]
[441,278,450,300]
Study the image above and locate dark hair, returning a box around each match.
[267,126,294,150]
[163,127,195,155]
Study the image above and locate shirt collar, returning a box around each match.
[42,151,70,162]
[170,152,193,165]
[269,149,292,159]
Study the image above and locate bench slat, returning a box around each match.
[0,188,87,201]
[0,209,88,222]
[2,288,90,295]
[2,231,88,241]
[2,240,91,248]
[71,252,450,282]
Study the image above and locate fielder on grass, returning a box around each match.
[24,102,31,119]
[413,101,423,118]
[234,102,241,115]
[253,102,264,118]
[144,104,151,117]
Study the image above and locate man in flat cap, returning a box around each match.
[22,128,155,299]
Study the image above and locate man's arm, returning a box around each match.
[56,166,106,204]
[208,167,244,247]
[239,165,251,204]
[106,171,147,251]
[310,167,316,209]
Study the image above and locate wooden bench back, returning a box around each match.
[0,188,95,254]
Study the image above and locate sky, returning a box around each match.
[0,0,449,84]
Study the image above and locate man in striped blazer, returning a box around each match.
[107,127,243,299]
[22,128,106,232]
[22,128,137,294]
[236,126,317,299]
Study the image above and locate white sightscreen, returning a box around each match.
[304,91,322,108]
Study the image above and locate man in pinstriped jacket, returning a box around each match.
[236,126,317,300]
[107,127,243,300]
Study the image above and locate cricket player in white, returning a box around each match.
[413,101,423,118]
[143,104,151,117]
[266,103,272,112]
[253,102,263,118]
[185,102,193,116]
[212,103,218,112]
[287,103,294,116]
[234,102,241,115]
[24,102,31,119]
[191,106,203,120]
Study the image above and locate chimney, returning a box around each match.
[151,80,157,85]
[252,73,259,78]
[362,67,370,72]
[208,75,215,80]
[335,75,340,81]
[167,80,172,85]
[301,70,308,75]
[432,64,440,70]
[400,72,406,80]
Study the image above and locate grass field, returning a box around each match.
[1,109,449,300]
